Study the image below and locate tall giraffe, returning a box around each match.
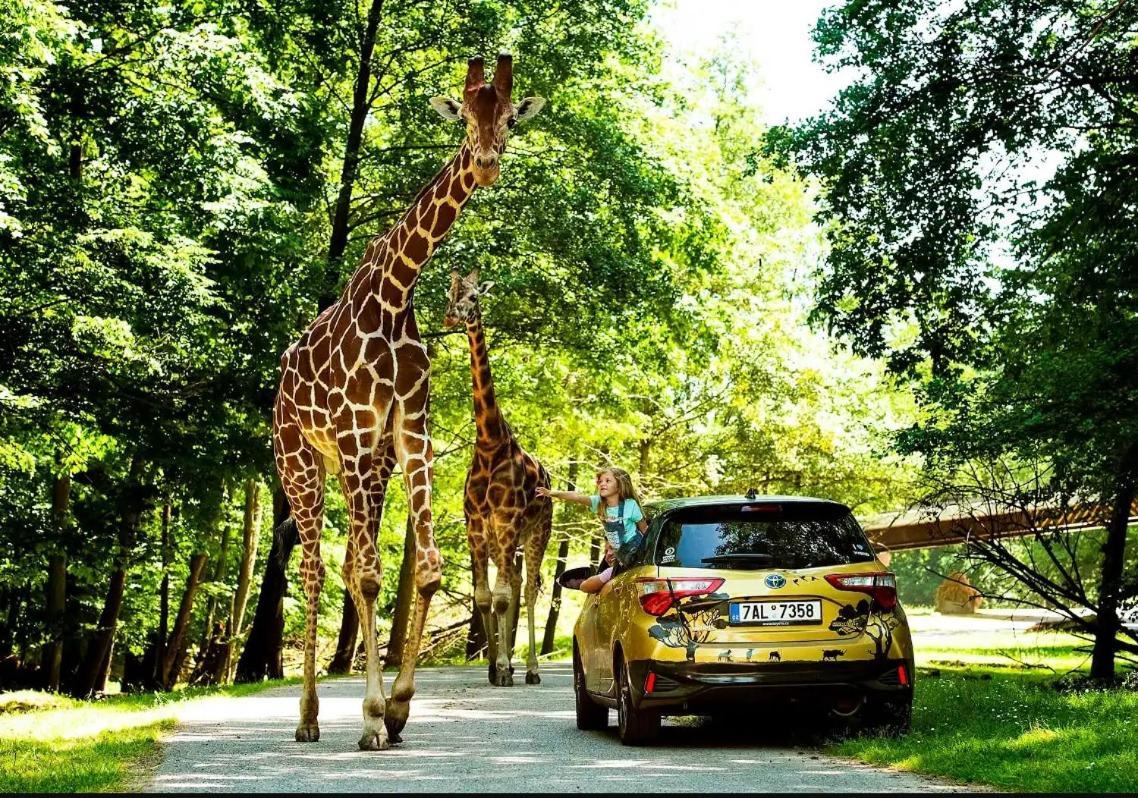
[273,55,544,750]
[444,270,553,686]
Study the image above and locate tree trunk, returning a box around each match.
[126,500,174,693]
[71,459,146,698]
[235,488,297,682]
[155,500,172,685]
[224,480,261,681]
[320,0,386,310]
[385,516,417,668]
[199,500,232,653]
[1090,447,1138,680]
[71,567,126,697]
[542,458,578,655]
[45,472,70,691]
[0,591,12,659]
[161,553,208,689]
[327,592,360,675]
[44,555,67,691]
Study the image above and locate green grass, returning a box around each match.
[832,634,1138,792]
[0,679,298,793]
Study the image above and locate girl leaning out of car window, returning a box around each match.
[537,467,648,593]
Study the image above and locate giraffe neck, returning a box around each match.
[365,143,477,310]
[465,303,509,445]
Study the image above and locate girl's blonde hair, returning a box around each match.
[595,467,641,522]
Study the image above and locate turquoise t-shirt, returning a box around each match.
[589,496,644,549]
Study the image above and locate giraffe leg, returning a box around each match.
[523,550,540,685]
[274,427,326,743]
[467,516,497,685]
[505,550,523,663]
[384,396,442,738]
[486,584,503,685]
[523,517,550,684]
[338,444,395,750]
[490,516,522,687]
[524,498,553,684]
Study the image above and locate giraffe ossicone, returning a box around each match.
[445,269,554,687]
[272,55,543,750]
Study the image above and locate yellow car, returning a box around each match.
[571,494,915,745]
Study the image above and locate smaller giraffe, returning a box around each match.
[445,270,553,686]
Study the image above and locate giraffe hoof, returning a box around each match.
[358,730,390,751]
[384,699,409,739]
[487,662,498,685]
[295,723,320,742]
[494,670,514,687]
[525,671,541,685]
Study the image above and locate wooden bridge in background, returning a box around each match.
[860,500,1138,551]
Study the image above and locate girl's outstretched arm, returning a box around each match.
[535,486,592,507]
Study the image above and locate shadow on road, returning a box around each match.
[147,665,962,793]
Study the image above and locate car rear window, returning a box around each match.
[654,503,876,570]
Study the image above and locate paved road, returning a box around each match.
[147,665,969,793]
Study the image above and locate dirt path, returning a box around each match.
[146,664,972,793]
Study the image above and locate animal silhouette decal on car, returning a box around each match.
[647,592,731,662]
[828,599,902,660]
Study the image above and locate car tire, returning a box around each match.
[574,647,607,731]
[863,694,912,737]
[616,657,660,745]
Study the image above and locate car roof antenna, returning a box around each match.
[744,487,758,500]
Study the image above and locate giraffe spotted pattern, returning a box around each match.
[272,54,544,750]
[444,270,553,686]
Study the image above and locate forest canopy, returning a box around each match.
[1,0,1046,695]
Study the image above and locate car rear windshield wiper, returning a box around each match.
[700,553,776,565]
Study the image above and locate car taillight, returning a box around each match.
[824,572,898,609]
[897,664,910,686]
[636,577,726,616]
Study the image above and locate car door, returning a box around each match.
[592,527,657,696]
[593,574,623,695]
[576,590,600,690]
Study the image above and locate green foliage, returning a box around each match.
[775,0,1138,674]
[0,0,919,690]
[774,0,1138,479]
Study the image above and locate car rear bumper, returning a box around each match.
[627,657,912,714]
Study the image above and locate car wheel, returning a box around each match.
[574,647,607,731]
[862,694,912,737]
[616,656,660,745]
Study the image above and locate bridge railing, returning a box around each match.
[862,500,1138,551]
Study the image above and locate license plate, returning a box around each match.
[729,600,823,626]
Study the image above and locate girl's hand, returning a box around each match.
[536,486,552,499]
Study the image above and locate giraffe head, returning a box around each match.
[443,269,494,328]
[429,55,545,187]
